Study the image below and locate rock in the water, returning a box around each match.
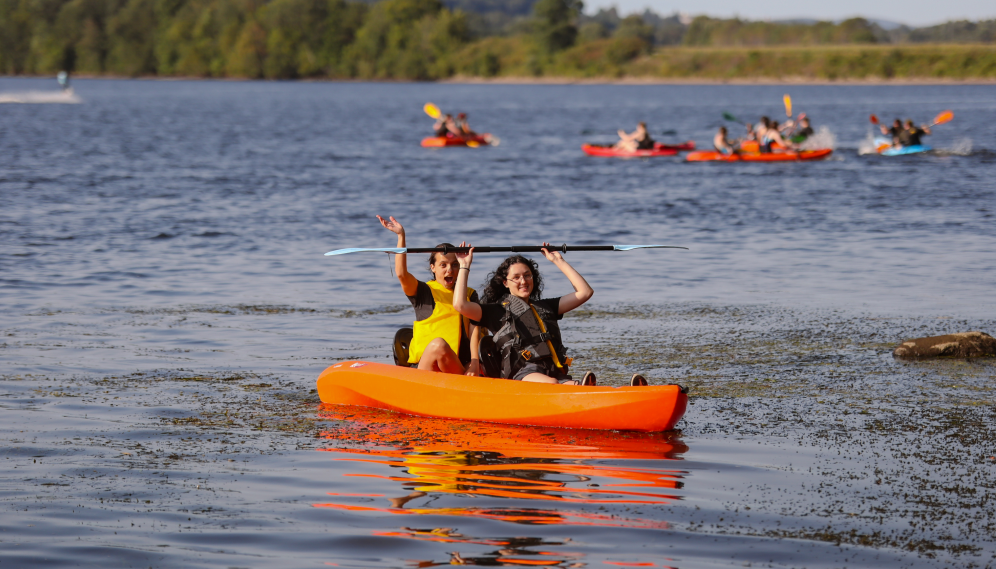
[893,331,996,359]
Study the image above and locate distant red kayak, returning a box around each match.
[582,141,695,157]
[686,149,833,162]
[421,134,491,148]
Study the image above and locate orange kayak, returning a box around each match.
[581,141,695,157]
[421,134,491,147]
[316,361,688,432]
[686,148,833,162]
[738,140,784,153]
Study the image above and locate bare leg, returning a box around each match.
[417,337,465,374]
[521,372,578,385]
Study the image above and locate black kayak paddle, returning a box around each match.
[325,244,688,256]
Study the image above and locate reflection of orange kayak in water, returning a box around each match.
[316,361,688,431]
[686,149,833,162]
[581,141,695,157]
[421,134,492,147]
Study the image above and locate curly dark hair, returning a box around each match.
[480,255,543,304]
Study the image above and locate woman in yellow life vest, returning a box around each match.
[377,215,482,376]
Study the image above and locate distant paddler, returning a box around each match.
[423,103,497,146]
[871,111,951,151]
[755,116,794,152]
[897,118,931,148]
[432,113,461,138]
[57,71,71,92]
[614,122,655,153]
[713,126,737,155]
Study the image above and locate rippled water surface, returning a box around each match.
[2,78,996,568]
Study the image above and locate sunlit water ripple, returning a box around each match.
[1,77,995,568]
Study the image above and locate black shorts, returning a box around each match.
[512,360,571,381]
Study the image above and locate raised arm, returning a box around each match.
[376,215,418,296]
[452,244,483,322]
[540,243,593,314]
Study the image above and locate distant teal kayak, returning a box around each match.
[874,137,931,156]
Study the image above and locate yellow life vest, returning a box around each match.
[408,280,475,364]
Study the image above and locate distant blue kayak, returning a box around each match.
[874,138,931,156]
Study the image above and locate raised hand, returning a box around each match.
[376,215,404,235]
[540,242,563,263]
[454,241,474,269]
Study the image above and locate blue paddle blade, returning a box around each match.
[325,247,406,256]
[612,245,688,251]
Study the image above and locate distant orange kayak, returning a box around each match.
[316,361,688,432]
[686,149,833,162]
[581,141,695,158]
[421,134,491,147]
[738,140,784,153]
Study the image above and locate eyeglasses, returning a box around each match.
[506,274,533,283]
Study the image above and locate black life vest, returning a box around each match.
[492,295,569,379]
[636,133,655,150]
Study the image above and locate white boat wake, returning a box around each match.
[0,88,82,104]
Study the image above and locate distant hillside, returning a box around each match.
[906,19,996,43]
[442,0,534,17]
[439,1,995,46]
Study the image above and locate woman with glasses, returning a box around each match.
[452,243,598,386]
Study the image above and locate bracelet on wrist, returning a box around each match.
[459,267,470,271]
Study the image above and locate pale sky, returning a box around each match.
[585,0,996,27]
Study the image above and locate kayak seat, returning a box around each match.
[394,327,502,376]
[393,327,415,367]
[479,336,501,378]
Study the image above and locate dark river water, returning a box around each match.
[2,77,995,568]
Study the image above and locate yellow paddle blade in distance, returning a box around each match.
[466,140,480,148]
[423,102,441,119]
[783,94,792,118]
[932,110,954,126]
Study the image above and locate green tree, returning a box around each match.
[532,0,581,54]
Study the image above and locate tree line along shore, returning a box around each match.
[1,0,994,81]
